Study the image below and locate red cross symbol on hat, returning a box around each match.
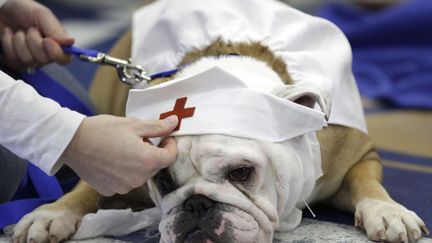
[160,97,196,131]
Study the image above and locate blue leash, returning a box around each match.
[0,164,64,228]
[62,46,99,58]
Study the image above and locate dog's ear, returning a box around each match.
[271,82,331,120]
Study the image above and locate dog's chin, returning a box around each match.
[159,204,271,243]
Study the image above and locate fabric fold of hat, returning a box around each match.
[126,66,326,142]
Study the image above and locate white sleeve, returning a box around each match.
[0,71,85,175]
[0,0,7,8]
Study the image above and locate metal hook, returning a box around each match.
[62,46,151,87]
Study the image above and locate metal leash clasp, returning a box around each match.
[79,53,151,87]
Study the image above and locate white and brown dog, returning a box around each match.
[13,0,428,242]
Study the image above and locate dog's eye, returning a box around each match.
[229,167,252,181]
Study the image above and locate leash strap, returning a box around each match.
[27,164,64,199]
[0,163,63,229]
[0,198,56,229]
[149,69,178,80]
[62,46,99,58]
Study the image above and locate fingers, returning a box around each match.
[159,136,177,153]
[135,115,179,137]
[63,115,179,196]
[2,28,21,70]
[1,27,73,70]
[37,8,74,65]
[132,116,178,169]
[146,137,178,169]
[27,27,50,64]
[36,5,75,65]
[159,136,178,158]
[37,8,74,45]
[43,38,72,65]
[13,30,36,67]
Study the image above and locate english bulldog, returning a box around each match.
[12,0,429,242]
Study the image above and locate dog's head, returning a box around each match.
[149,135,277,243]
[147,125,324,243]
[107,55,330,242]
[146,63,329,242]
[149,76,329,241]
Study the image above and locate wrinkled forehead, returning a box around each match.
[174,135,269,170]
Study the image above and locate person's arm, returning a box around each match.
[0,70,84,174]
[0,70,179,196]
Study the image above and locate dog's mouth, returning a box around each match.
[167,202,262,243]
[171,204,228,243]
[184,227,212,243]
[176,218,219,243]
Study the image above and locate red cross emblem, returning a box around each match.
[160,97,196,131]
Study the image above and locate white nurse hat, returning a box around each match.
[126,66,327,142]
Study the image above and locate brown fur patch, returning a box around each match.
[149,39,293,86]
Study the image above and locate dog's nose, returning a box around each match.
[183,194,215,218]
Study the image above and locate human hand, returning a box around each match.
[0,0,74,71]
[59,114,179,196]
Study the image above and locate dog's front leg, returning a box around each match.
[329,153,429,242]
[12,181,98,243]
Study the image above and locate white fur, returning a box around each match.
[150,124,323,242]
[355,198,426,242]
[13,208,81,243]
[154,135,278,242]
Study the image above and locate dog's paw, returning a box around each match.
[355,198,429,242]
[12,205,82,243]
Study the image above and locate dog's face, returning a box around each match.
[148,134,312,243]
